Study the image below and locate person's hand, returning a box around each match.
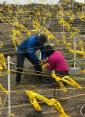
[42,63,49,72]
[43,63,49,68]
[40,60,47,65]
[39,61,43,65]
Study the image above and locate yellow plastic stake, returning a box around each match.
[26,90,49,108]
[0,84,9,94]
[11,21,31,50]
[15,22,31,36]
[33,19,41,31]
[78,12,85,22]
[25,90,70,117]
[11,29,23,50]
[68,48,85,55]
[51,72,81,90]
[63,76,81,89]
[81,69,85,73]
[0,53,7,70]
[63,36,85,56]
[44,29,56,39]
[51,71,67,92]
[32,19,57,42]
[26,90,42,111]
[49,98,69,117]
[51,71,81,90]
[59,113,70,117]
[0,41,4,48]
[79,40,85,58]
[29,97,41,111]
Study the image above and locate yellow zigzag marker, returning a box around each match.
[68,48,85,55]
[0,41,4,48]
[0,84,8,94]
[12,29,23,50]
[63,36,85,56]
[32,19,56,39]
[33,19,41,31]
[0,53,7,70]
[14,22,31,36]
[11,21,31,50]
[81,69,85,73]
[25,90,70,117]
[78,12,85,22]
[51,71,81,93]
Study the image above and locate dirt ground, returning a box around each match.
[0,57,85,117]
[0,3,85,117]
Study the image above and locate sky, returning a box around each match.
[0,0,85,5]
[0,0,60,5]
[75,0,85,4]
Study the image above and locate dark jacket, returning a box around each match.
[17,35,46,64]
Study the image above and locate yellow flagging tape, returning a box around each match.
[32,19,57,41]
[81,69,85,73]
[0,53,7,70]
[11,21,31,50]
[9,113,18,117]
[0,84,8,94]
[0,41,4,48]
[51,72,67,92]
[25,90,70,117]
[63,76,81,89]
[51,71,81,93]
[1,4,85,55]
[14,22,31,36]
[33,19,41,31]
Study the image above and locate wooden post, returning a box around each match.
[7,56,11,117]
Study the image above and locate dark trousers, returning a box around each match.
[55,71,69,77]
[16,52,42,83]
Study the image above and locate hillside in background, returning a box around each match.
[0,1,85,117]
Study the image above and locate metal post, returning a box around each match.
[7,56,11,117]
[74,37,77,68]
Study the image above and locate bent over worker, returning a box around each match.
[44,45,69,76]
[16,34,47,85]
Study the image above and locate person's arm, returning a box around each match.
[27,36,40,64]
[28,48,40,64]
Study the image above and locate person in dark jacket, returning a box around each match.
[16,34,47,85]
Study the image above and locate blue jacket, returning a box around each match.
[17,35,46,64]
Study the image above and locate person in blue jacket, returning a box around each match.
[16,34,47,85]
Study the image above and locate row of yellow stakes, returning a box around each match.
[0,69,81,117]
[25,63,81,117]
[42,63,81,92]
[0,53,7,70]
[0,84,8,94]
[51,70,81,93]
[25,90,70,117]
[0,82,69,116]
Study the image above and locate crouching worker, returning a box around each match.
[43,45,69,82]
[16,34,47,85]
